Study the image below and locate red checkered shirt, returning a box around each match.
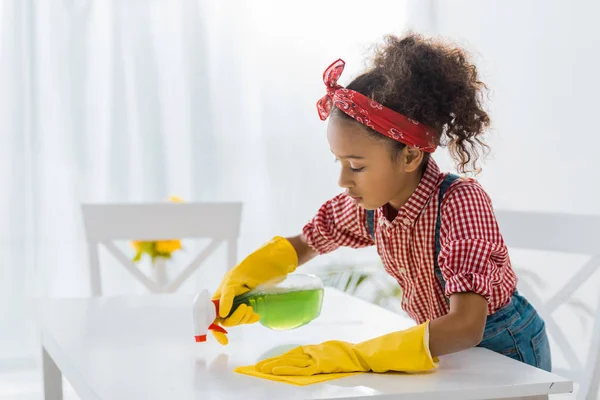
[302,157,517,324]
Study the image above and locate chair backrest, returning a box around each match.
[494,209,600,400]
[81,202,242,296]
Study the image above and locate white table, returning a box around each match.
[39,287,572,400]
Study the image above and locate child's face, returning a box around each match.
[327,116,422,210]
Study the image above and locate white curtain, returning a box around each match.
[0,0,412,365]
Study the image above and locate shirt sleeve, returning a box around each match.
[302,193,375,255]
[437,179,510,301]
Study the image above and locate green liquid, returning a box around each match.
[230,288,324,330]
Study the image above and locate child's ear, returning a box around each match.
[403,146,425,172]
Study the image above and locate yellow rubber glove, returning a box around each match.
[210,304,261,345]
[211,236,298,345]
[254,321,438,376]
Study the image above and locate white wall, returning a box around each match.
[412,0,600,215]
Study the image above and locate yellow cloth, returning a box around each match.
[210,236,298,345]
[234,365,361,385]
[234,322,438,385]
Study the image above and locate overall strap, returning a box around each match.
[366,209,375,239]
[434,173,461,300]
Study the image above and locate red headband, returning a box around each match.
[316,59,438,153]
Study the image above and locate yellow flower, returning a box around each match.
[130,196,184,264]
[155,239,182,254]
[131,240,143,252]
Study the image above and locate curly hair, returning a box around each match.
[332,32,491,174]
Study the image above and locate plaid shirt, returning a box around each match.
[302,158,517,324]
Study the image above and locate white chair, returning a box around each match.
[495,209,600,400]
[81,202,242,296]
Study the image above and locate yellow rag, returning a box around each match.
[234,365,362,385]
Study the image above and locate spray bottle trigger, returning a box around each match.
[209,323,227,334]
[208,299,227,334]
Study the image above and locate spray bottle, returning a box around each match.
[192,273,324,342]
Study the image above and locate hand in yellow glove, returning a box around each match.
[255,321,438,375]
[211,236,298,345]
[209,304,261,345]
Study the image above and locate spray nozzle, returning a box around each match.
[192,290,228,343]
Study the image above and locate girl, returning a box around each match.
[211,33,552,375]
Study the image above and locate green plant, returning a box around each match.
[314,260,404,312]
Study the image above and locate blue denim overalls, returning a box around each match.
[366,174,552,372]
